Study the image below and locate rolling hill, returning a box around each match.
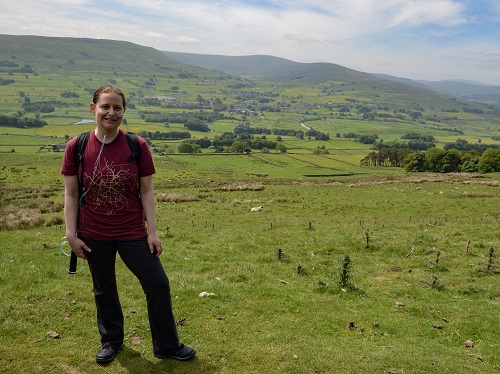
[0,34,499,156]
[165,51,500,106]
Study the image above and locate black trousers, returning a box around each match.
[82,236,180,355]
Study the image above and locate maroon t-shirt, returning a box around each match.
[61,129,155,240]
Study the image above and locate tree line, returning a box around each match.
[362,146,500,173]
[0,114,47,128]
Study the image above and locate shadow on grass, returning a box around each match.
[115,346,218,373]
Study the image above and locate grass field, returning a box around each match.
[1,149,499,373]
[1,34,500,373]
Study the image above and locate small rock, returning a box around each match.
[433,323,443,329]
[130,308,137,314]
[46,331,59,339]
[465,340,474,348]
[176,318,186,326]
[199,291,216,297]
[395,301,405,307]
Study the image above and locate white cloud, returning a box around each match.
[0,0,499,84]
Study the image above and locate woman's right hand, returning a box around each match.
[67,235,92,260]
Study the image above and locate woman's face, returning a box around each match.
[90,92,126,134]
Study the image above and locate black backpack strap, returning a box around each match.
[74,130,91,166]
[125,132,141,165]
[74,131,91,200]
[125,132,142,195]
[69,131,91,275]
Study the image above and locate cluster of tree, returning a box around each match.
[20,97,62,113]
[0,61,19,67]
[184,119,210,132]
[0,78,15,85]
[272,128,305,139]
[376,148,500,173]
[2,64,34,74]
[372,140,435,151]
[22,100,56,113]
[404,148,500,173]
[60,91,79,98]
[234,124,272,135]
[443,139,500,152]
[361,146,500,173]
[178,73,195,79]
[361,148,413,167]
[313,145,330,155]
[0,114,47,128]
[463,108,484,114]
[137,130,191,140]
[139,98,162,107]
[305,128,330,141]
[173,132,286,154]
[401,133,436,142]
[343,132,378,144]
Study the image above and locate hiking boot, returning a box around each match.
[154,344,196,361]
[96,343,124,364]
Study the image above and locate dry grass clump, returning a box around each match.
[463,180,500,187]
[461,191,494,198]
[217,182,265,191]
[156,193,199,203]
[0,186,60,204]
[45,215,64,227]
[0,206,44,230]
[231,199,262,205]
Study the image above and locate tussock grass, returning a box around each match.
[230,199,262,205]
[460,191,494,197]
[0,206,44,229]
[216,182,265,191]
[157,193,199,203]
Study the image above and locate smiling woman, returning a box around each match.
[60,85,196,364]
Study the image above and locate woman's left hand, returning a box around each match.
[148,232,163,257]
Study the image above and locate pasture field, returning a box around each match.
[0,149,499,373]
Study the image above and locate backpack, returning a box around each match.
[68,130,141,274]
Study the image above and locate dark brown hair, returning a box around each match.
[92,85,126,107]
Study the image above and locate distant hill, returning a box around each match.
[415,79,500,102]
[164,51,407,88]
[0,34,197,79]
[164,51,377,84]
[166,51,500,105]
[0,34,494,118]
[373,73,500,102]
[164,51,497,112]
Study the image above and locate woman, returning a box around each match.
[61,85,195,364]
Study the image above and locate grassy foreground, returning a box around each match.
[0,152,500,373]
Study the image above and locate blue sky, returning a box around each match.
[1,0,499,85]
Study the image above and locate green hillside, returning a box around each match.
[1,34,500,178]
